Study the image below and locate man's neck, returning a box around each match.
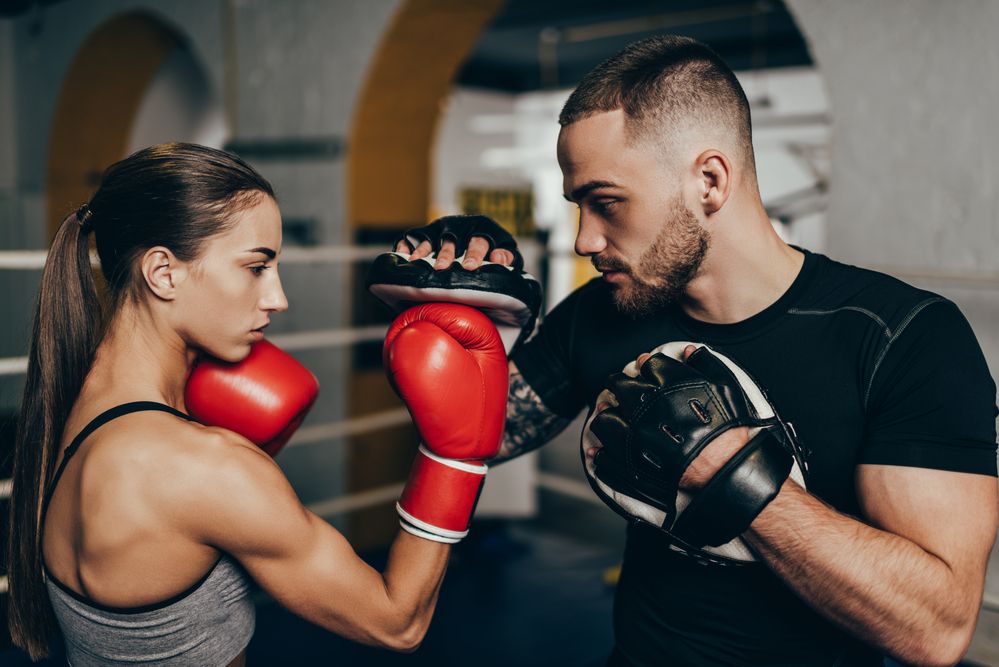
[680,218,805,325]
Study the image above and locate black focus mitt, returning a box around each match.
[581,342,809,566]
[366,215,542,353]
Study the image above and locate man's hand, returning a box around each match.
[371,215,542,355]
[393,215,521,271]
[395,235,515,271]
[581,341,808,564]
[601,346,748,490]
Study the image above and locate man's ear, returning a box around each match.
[695,150,732,215]
[139,246,188,300]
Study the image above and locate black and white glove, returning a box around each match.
[366,215,542,354]
[582,342,809,566]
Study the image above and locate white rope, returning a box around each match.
[288,407,411,447]
[0,356,27,376]
[535,472,603,506]
[306,482,405,518]
[0,250,50,269]
[866,265,999,289]
[0,325,389,377]
[268,325,386,351]
[278,245,386,264]
[0,245,388,270]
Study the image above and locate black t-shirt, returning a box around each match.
[512,249,998,667]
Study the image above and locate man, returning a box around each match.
[395,36,998,666]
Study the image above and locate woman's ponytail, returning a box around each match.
[6,142,273,659]
[6,206,103,659]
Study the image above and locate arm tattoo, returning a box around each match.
[493,364,571,464]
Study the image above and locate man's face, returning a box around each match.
[557,109,709,315]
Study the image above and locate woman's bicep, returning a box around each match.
[182,439,401,646]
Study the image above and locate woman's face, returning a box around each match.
[177,195,288,362]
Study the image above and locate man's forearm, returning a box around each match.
[746,481,979,665]
[492,363,570,464]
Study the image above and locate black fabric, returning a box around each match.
[43,402,193,532]
[398,214,525,271]
[41,402,199,611]
[513,249,998,667]
[366,251,542,329]
[672,429,792,548]
[589,348,796,549]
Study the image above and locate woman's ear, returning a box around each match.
[139,246,188,300]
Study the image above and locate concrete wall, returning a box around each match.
[787,2,999,662]
[225,0,401,511]
[5,0,999,659]
[0,0,403,519]
[787,0,999,371]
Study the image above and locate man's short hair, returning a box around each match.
[560,35,755,172]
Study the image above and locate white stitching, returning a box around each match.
[788,306,891,337]
[862,297,947,409]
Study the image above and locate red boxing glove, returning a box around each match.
[185,340,319,457]
[384,303,508,542]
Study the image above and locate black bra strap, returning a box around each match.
[43,402,194,520]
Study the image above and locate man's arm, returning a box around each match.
[743,464,997,667]
[492,361,572,463]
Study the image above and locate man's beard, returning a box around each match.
[597,198,709,317]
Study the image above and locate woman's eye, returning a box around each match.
[250,265,270,276]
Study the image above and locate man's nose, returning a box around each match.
[574,216,607,256]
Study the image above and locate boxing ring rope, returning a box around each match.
[0,245,400,505]
[0,243,585,542]
[0,245,387,270]
[5,245,999,603]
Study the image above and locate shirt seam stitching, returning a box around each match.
[862,297,948,409]
[786,306,891,337]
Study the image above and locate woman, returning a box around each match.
[6,143,489,665]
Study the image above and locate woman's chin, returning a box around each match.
[196,341,253,365]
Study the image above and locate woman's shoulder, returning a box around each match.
[81,409,272,497]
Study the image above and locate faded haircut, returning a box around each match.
[560,35,755,174]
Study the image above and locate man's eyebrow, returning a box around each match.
[564,181,617,203]
[245,247,276,259]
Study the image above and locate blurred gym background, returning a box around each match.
[0,1,996,664]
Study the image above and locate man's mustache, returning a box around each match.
[592,256,631,274]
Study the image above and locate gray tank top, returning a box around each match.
[42,402,255,666]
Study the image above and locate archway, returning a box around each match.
[345,0,504,547]
[46,11,223,239]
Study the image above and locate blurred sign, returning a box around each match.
[460,187,535,237]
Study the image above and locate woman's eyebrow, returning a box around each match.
[244,247,276,259]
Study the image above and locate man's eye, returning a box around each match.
[591,199,617,214]
[250,265,270,276]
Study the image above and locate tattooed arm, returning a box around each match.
[492,362,572,464]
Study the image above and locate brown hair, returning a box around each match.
[560,35,755,172]
[6,143,273,659]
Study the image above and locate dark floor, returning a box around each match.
[246,522,619,667]
[2,523,990,666]
[2,522,620,666]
